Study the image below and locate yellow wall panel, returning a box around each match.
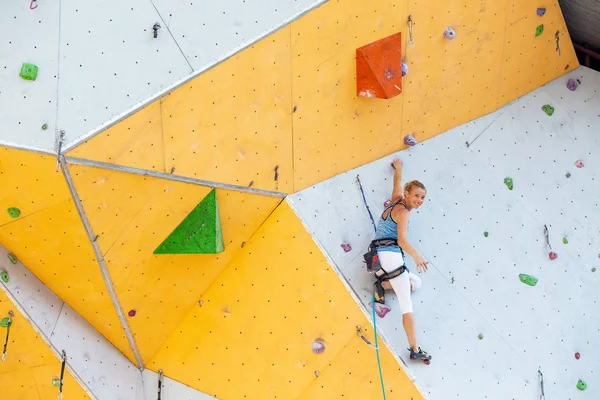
[162,27,293,193]
[291,0,406,191]
[299,335,421,400]
[0,147,71,226]
[70,164,282,363]
[498,0,578,105]
[148,202,420,399]
[0,200,135,363]
[0,291,90,399]
[68,101,166,172]
[401,0,508,141]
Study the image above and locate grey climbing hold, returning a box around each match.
[592,267,597,273]
[312,339,325,354]
[401,62,408,77]
[537,7,546,16]
[542,104,554,116]
[565,172,571,178]
[567,79,578,91]
[443,26,456,40]
[404,134,417,146]
[7,207,21,218]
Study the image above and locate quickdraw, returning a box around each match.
[1,311,14,363]
[157,369,164,400]
[58,350,67,400]
[407,16,415,48]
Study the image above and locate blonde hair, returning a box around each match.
[404,180,426,193]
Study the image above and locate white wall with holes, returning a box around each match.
[288,66,600,400]
[0,0,326,152]
[0,244,215,400]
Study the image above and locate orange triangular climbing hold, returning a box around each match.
[356,32,402,99]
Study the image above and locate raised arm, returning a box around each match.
[393,206,429,272]
[391,158,403,202]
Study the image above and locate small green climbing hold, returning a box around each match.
[562,237,568,244]
[42,124,48,130]
[0,270,9,283]
[483,232,489,237]
[52,379,61,387]
[0,317,10,328]
[519,273,538,286]
[7,254,17,264]
[592,268,597,273]
[535,24,544,37]
[478,334,484,340]
[504,177,514,191]
[542,104,555,116]
[576,379,587,390]
[19,63,38,81]
[7,207,21,218]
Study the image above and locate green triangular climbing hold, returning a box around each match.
[154,189,224,254]
[0,317,10,328]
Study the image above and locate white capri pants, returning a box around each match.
[377,250,422,314]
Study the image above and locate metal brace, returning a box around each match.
[543,224,552,250]
[538,369,546,399]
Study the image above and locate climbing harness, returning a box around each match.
[407,16,415,48]
[1,311,13,363]
[538,369,546,399]
[555,31,561,56]
[58,350,66,400]
[157,369,164,400]
[356,175,377,233]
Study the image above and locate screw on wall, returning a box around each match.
[153,23,161,39]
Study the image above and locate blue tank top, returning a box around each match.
[374,200,408,253]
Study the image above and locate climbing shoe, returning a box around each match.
[373,280,386,304]
[409,347,432,361]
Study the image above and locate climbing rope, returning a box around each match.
[372,293,387,400]
[356,175,377,233]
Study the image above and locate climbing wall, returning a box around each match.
[0,0,325,151]
[289,66,600,399]
[0,243,217,400]
[0,291,90,400]
[68,163,283,364]
[148,202,423,399]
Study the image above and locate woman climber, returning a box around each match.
[371,158,431,361]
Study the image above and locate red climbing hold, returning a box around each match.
[423,359,431,365]
[128,309,136,317]
[341,243,352,252]
[575,352,581,359]
[370,302,391,318]
[549,251,558,260]
[575,160,584,168]
[356,32,403,99]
